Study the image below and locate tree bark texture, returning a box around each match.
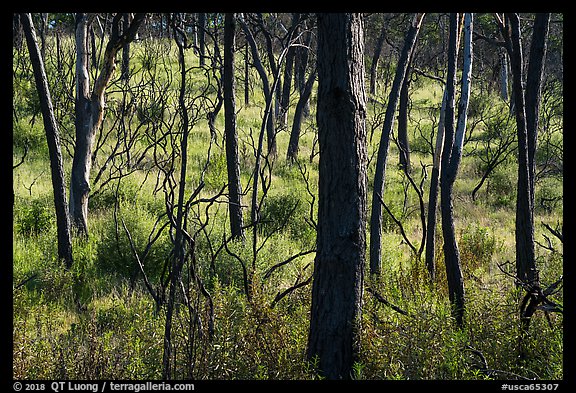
[504,13,537,285]
[440,13,473,327]
[224,13,245,240]
[21,13,74,268]
[425,89,447,281]
[307,13,367,380]
[369,13,425,275]
[70,13,145,236]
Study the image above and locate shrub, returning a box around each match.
[459,223,500,273]
[259,192,315,247]
[16,199,53,236]
[95,204,171,282]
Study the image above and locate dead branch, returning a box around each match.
[366,287,411,317]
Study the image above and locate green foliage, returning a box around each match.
[16,198,54,236]
[95,203,171,282]
[12,26,563,381]
[459,223,501,273]
[259,192,315,247]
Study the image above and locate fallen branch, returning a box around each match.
[366,286,411,317]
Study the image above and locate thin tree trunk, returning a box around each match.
[369,20,387,96]
[307,13,367,380]
[163,16,190,379]
[369,13,425,275]
[504,13,537,286]
[21,13,74,269]
[440,13,473,328]
[425,89,447,281]
[525,13,550,215]
[238,15,277,157]
[279,13,300,128]
[198,13,206,66]
[397,63,412,171]
[287,66,316,162]
[224,13,245,240]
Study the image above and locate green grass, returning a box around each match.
[13,35,563,380]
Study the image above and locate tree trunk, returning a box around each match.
[499,47,509,102]
[504,13,537,286]
[525,13,550,216]
[279,13,300,128]
[121,13,131,81]
[369,13,425,275]
[397,63,412,171]
[70,13,145,237]
[238,15,277,157]
[198,13,206,66]
[369,21,387,96]
[295,27,313,118]
[21,13,74,269]
[307,13,367,380]
[425,89,447,281]
[440,13,473,328]
[163,16,190,379]
[286,66,316,162]
[224,13,245,241]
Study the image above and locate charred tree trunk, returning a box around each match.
[425,89,447,281]
[397,64,412,171]
[307,13,367,380]
[287,66,316,162]
[224,13,245,241]
[21,13,74,269]
[503,13,538,286]
[440,13,473,328]
[369,20,387,96]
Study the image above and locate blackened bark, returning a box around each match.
[295,27,313,118]
[307,13,367,380]
[238,16,277,157]
[369,13,424,275]
[198,13,206,66]
[440,13,473,327]
[397,65,411,171]
[369,21,387,96]
[224,13,245,240]
[121,13,131,81]
[425,89,447,281]
[504,13,537,285]
[279,13,301,127]
[525,13,550,211]
[287,66,316,162]
[21,13,74,269]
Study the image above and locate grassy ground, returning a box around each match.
[12,37,563,380]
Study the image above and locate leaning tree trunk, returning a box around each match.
[286,66,316,162]
[307,13,367,380]
[21,13,74,269]
[369,13,425,275]
[440,13,473,328]
[70,13,144,237]
[223,13,245,241]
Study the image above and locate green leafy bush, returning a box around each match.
[459,224,500,273]
[95,204,171,282]
[16,199,53,236]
